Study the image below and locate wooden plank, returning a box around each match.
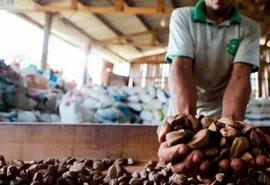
[83,45,91,84]
[156,0,165,12]
[268,65,270,97]
[0,124,159,162]
[100,27,169,43]
[78,6,116,13]
[151,31,157,45]
[265,34,270,46]
[16,13,84,50]
[132,52,166,63]
[70,0,78,9]
[7,4,269,21]
[124,0,160,44]
[53,13,127,61]
[115,0,124,11]
[41,12,53,70]
[93,14,143,55]
[99,42,167,47]
[258,63,263,97]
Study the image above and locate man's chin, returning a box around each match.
[212,4,229,11]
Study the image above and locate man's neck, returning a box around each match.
[205,6,233,25]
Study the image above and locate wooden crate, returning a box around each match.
[0,123,159,162]
[0,123,270,162]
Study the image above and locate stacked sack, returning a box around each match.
[0,61,62,123]
[121,86,169,125]
[58,85,170,124]
[59,86,127,124]
[245,98,270,126]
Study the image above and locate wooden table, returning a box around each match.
[0,123,269,162]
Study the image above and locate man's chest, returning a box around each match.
[190,23,242,58]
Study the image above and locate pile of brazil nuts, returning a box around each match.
[164,114,270,185]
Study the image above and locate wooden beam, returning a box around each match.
[124,0,163,45]
[115,0,124,11]
[256,0,270,7]
[156,0,165,12]
[12,5,174,14]
[54,13,127,61]
[94,14,143,54]
[71,0,78,9]
[131,52,167,63]
[101,0,144,54]
[152,32,157,45]
[83,45,91,85]
[9,3,269,21]
[100,27,169,43]
[265,34,270,46]
[170,0,178,8]
[262,21,270,36]
[132,60,167,64]
[99,42,168,47]
[16,13,84,50]
[41,12,53,70]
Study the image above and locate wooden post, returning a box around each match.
[258,62,264,98]
[83,45,92,85]
[41,12,53,70]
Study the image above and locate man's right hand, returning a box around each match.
[157,116,270,179]
[157,117,210,177]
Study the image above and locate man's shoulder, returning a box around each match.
[239,13,260,29]
[171,7,194,19]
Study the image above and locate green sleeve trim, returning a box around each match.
[165,55,194,64]
[252,66,259,73]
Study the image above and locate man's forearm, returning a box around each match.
[169,58,197,115]
[222,75,251,121]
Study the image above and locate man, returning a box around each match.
[157,0,268,180]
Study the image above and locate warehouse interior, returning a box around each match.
[0,0,270,184]
[0,0,269,125]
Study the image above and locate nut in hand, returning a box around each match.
[187,129,210,149]
[230,137,250,158]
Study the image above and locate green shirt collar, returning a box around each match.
[193,0,241,24]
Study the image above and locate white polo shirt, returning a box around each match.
[166,0,260,117]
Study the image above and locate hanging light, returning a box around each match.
[160,18,167,27]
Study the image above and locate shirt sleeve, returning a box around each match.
[165,9,194,63]
[233,24,261,73]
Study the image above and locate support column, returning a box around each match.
[41,12,53,70]
[83,45,92,85]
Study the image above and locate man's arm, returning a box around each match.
[169,57,197,115]
[222,63,252,120]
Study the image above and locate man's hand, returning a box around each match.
[157,116,270,181]
[157,117,210,177]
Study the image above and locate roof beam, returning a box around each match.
[16,13,82,50]
[265,34,270,46]
[262,21,270,36]
[115,0,124,11]
[156,0,165,12]
[71,0,78,9]
[94,13,143,54]
[54,13,127,61]
[100,27,169,43]
[103,0,144,54]
[170,0,178,8]
[131,52,167,64]
[99,42,167,47]
[124,0,163,45]
[9,4,268,20]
